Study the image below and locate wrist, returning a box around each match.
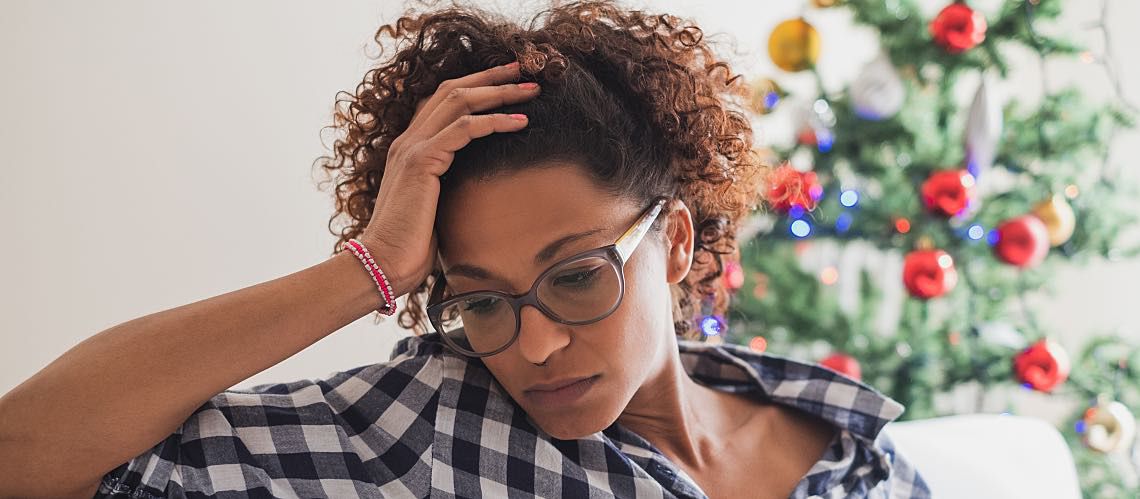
[341,238,407,316]
[351,237,411,303]
[333,250,395,317]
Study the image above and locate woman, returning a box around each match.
[0,1,930,497]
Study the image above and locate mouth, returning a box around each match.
[523,375,601,407]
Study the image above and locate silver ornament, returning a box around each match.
[964,74,1004,178]
[850,52,906,120]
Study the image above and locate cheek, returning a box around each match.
[599,263,673,379]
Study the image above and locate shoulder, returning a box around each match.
[676,339,905,442]
[677,340,932,497]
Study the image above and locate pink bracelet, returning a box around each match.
[341,238,397,316]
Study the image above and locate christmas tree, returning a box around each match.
[712,0,1139,495]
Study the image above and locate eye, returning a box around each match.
[552,265,603,288]
[462,296,500,314]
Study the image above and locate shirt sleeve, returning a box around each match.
[873,430,933,499]
[94,336,444,498]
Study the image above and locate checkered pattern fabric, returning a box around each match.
[96,333,930,498]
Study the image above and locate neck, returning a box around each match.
[614,336,755,470]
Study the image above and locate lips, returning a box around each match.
[526,375,597,393]
[523,374,601,407]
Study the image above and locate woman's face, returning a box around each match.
[436,162,694,439]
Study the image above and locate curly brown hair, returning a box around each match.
[314,0,771,340]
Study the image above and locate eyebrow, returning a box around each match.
[445,227,607,282]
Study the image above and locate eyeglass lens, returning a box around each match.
[436,254,621,354]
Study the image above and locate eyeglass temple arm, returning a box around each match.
[614,197,668,263]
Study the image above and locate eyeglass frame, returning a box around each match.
[425,195,672,358]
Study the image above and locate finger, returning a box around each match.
[417,82,540,139]
[408,62,522,133]
[418,113,528,174]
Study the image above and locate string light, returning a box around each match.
[809,184,825,201]
[894,218,911,234]
[820,266,839,285]
[790,219,812,238]
[700,315,726,336]
[749,336,768,353]
[816,130,834,153]
[764,91,781,109]
[967,224,985,240]
[723,260,745,290]
[986,229,1000,246]
[840,190,859,207]
[835,212,853,233]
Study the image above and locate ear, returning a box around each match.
[663,198,695,285]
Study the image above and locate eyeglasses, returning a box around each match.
[426,196,671,357]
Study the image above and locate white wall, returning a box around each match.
[2,0,1137,424]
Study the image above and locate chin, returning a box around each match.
[531,413,614,440]
[517,390,623,440]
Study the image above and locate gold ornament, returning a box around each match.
[916,235,935,251]
[1032,194,1076,247]
[768,18,820,72]
[810,0,842,7]
[1081,395,1137,454]
[746,77,787,115]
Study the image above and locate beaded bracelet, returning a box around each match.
[341,238,397,316]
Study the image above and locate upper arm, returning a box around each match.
[89,346,445,498]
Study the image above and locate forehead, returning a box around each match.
[436,163,632,282]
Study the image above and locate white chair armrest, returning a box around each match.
[882,413,1081,499]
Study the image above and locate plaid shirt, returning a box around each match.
[97,333,930,498]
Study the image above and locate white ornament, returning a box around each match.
[964,75,1004,178]
[793,98,837,150]
[850,53,906,121]
[977,321,1027,350]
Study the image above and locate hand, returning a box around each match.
[358,61,540,297]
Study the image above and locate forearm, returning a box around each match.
[0,249,399,495]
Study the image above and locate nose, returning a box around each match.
[515,304,571,365]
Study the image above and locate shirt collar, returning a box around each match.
[675,339,905,443]
[396,332,905,442]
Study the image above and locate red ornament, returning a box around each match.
[993,215,1049,267]
[921,169,977,217]
[820,352,862,381]
[1013,338,1070,392]
[903,249,958,299]
[723,260,745,291]
[930,3,987,54]
[767,164,823,212]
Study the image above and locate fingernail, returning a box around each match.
[518,82,538,90]
[508,114,527,121]
[504,61,520,69]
